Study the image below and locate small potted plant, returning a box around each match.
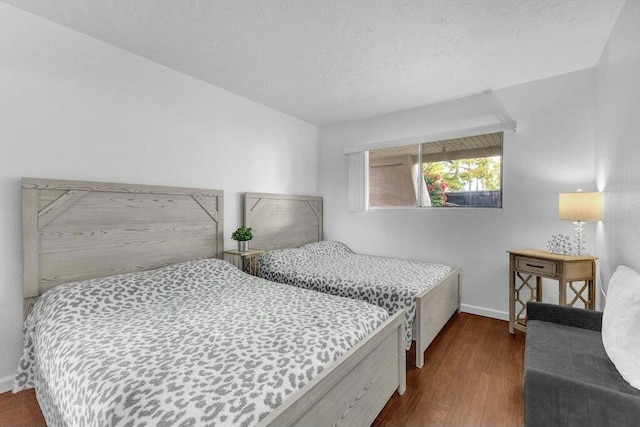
[231,226,253,252]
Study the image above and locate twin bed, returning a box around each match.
[244,193,461,369]
[16,178,406,427]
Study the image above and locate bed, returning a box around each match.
[16,178,406,427]
[244,192,461,369]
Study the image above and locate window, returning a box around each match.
[368,132,503,208]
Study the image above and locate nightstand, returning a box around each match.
[224,249,265,276]
[508,249,597,334]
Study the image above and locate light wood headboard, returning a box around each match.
[23,178,223,310]
[244,192,322,250]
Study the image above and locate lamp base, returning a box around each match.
[573,220,586,256]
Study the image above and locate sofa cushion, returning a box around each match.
[526,320,637,393]
[602,265,640,390]
[524,320,640,426]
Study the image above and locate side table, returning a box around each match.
[224,249,265,276]
[508,249,597,334]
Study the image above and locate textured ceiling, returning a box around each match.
[2,0,625,125]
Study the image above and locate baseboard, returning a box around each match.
[460,304,509,321]
[0,375,14,394]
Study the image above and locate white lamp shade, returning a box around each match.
[558,192,602,221]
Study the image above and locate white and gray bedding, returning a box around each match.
[14,258,389,427]
[258,241,453,350]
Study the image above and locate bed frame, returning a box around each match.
[245,191,461,368]
[22,178,405,426]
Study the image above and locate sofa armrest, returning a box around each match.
[527,302,602,332]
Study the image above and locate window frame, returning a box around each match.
[418,133,504,209]
[344,121,516,212]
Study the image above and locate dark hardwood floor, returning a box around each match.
[0,313,525,426]
[0,388,45,427]
[374,313,525,426]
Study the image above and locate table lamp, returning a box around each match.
[558,190,602,255]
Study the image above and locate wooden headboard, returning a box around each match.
[244,192,322,250]
[22,178,223,311]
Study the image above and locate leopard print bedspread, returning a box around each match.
[258,241,453,350]
[14,258,389,427]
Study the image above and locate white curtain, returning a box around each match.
[347,152,368,212]
[412,163,431,207]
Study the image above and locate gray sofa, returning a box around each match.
[523,302,640,426]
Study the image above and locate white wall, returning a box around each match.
[595,0,640,295]
[0,4,319,392]
[319,69,597,320]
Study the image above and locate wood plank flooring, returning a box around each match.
[0,313,525,426]
[0,388,45,427]
[374,313,525,426]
